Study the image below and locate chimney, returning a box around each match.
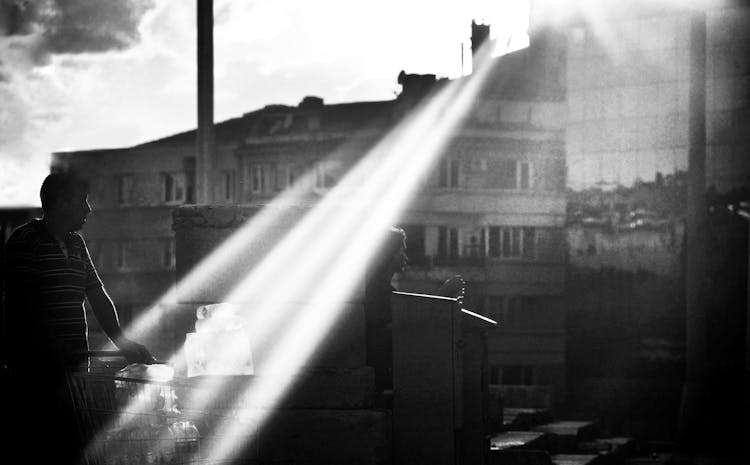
[299,96,324,109]
[471,20,491,72]
[196,0,214,204]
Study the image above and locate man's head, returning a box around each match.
[383,226,408,276]
[40,170,91,232]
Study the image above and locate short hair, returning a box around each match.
[384,226,407,254]
[40,169,89,212]
[368,226,407,280]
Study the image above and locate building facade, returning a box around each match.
[53,22,568,403]
[530,0,750,192]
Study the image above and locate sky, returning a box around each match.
[0,0,530,207]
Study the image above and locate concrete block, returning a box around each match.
[532,421,598,454]
[504,407,554,430]
[551,454,601,465]
[578,437,635,460]
[490,431,548,451]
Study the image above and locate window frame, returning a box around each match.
[162,172,187,205]
[314,160,336,190]
[487,226,537,260]
[116,174,134,206]
[222,170,235,202]
[162,238,176,270]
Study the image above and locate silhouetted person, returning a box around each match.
[2,169,154,465]
[364,227,408,396]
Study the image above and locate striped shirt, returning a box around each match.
[3,219,102,363]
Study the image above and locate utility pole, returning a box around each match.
[196,0,214,205]
[678,6,708,449]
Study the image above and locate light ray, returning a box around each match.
[200,41,500,464]
[87,30,505,465]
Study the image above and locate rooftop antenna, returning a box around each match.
[461,42,464,77]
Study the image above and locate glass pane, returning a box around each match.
[520,162,530,189]
[523,228,536,259]
[502,228,512,257]
[489,227,500,257]
[511,228,521,257]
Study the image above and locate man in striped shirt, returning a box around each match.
[2,169,154,464]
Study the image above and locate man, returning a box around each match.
[364,226,408,397]
[2,169,154,464]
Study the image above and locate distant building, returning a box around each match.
[53,22,568,403]
[531,0,750,192]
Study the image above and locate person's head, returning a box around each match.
[373,226,408,280]
[40,169,91,232]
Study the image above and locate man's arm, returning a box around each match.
[86,286,154,363]
[86,286,124,343]
[79,234,153,363]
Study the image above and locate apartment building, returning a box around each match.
[53,22,568,399]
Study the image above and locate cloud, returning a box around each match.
[0,0,156,206]
[1,0,155,62]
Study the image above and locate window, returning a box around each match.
[162,173,187,204]
[252,165,265,193]
[438,226,459,259]
[522,227,536,259]
[116,175,134,205]
[315,161,336,189]
[222,170,235,202]
[162,238,176,270]
[438,158,460,188]
[115,242,128,271]
[248,163,278,194]
[286,164,299,188]
[488,226,536,259]
[463,231,485,258]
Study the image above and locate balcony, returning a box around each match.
[412,190,566,226]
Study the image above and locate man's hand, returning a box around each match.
[117,338,156,364]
